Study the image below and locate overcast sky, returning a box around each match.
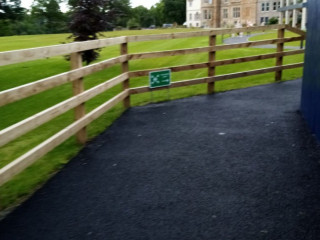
[21,0,161,10]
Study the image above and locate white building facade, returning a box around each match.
[186,0,202,27]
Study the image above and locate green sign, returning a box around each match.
[149,69,171,88]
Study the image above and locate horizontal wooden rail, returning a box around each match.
[128,36,304,60]
[0,25,287,67]
[0,37,127,67]
[127,24,285,42]
[130,62,304,94]
[285,25,306,37]
[129,49,305,78]
[0,55,128,107]
[0,73,128,147]
[0,90,129,186]
[216,36,304,50]
[129,46,211,60]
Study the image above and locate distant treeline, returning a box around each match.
[0,0,186,36]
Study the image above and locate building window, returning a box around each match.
[266,2,270,11]
[189,13,192,20]
[273,2,277,10]
[204,10,212,19]
[195,12,200,20]
[260,17,269,24]
[189,0,192,7]
[233,7,240,18]
[261,3,265,11]
[278,1,281,8]
[223,9,228,18]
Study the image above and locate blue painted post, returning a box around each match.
[301,0,320,141]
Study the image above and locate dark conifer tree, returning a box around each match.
[68,0,117,64]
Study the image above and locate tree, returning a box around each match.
[45,0,67,33]
[68,0,117,64]
[0,0,25,36]
[31,0,67,34]
[130,6,153,28]
[111,0,131,27]
[0,0,24,21]
[127,17,140,29]
[150,2,164,27]
[268,17,278,25]
[162,0,185,25]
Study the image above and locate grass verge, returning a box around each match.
[249,30,305,47]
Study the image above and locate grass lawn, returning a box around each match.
[0,28,304,211]
[249,30,305,47]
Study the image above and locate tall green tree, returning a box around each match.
[162,0,185,25]
[111,0,131,27]
[0,0,24,21]
[130,5,153,28]
[31,0,66,33]
[45,0,67,33]
[150,1,164,27]
[0,0,25,35]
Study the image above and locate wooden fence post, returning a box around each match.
[208,34,216,94]
[121,40,130,108]
[70,52,86,144]
[275,27,285,81]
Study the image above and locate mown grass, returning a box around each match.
[249,30,304,47]
[0,28,304,210]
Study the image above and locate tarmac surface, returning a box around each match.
[1,79,320,240]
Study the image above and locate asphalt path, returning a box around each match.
[1,79,320,240]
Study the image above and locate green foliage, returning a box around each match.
[0,0,26,36]
[127,18,140,30]
[130,5,154,28]
[0,0,25,21]
[150,1,165,27]
[0,0,188,36]
[0,0,69,36]
[31,0,67,34]
[162,0,186,25]
[268,17,278,25]
[111,0,131,27]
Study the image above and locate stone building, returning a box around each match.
[201,0,221,28]
[186,0,286,28]
[257,0,281,25]
[220,0,257,28]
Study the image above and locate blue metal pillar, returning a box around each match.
[301,0,320,141]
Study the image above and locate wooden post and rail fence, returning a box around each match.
[0,24,306,186]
